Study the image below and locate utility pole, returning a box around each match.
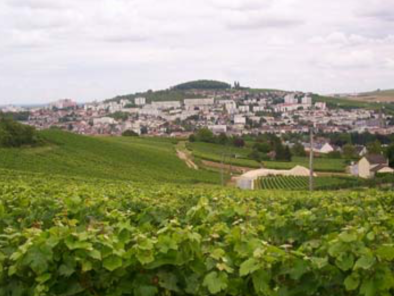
[309,103,315,192]
[309,125,314,192]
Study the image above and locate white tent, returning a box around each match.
[236,165,316,190]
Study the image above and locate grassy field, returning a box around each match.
[187,142,347,172]
[0,130,220,184]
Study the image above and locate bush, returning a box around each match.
[122,130,139,137]
[0,118,41,147]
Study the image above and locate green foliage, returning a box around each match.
[1,175,394,295]
[0,111,30,121]
[0,118,41,147]
[291,142,306,157]
[122,130,139,137]
[327,150,342,159]
[194,128,215,143]
[108,111,129,121]
[172,80,231,90]
[0,130,219,184]
[386,144,394,168]
[367,141,382,155]
[342,144,357,159]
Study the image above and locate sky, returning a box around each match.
[0,0,393,105]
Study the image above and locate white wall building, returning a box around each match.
[234,115,246,125]
[134,97,146,106]
[184,98,215,109]
[152,101,181,110]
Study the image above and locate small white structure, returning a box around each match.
[234,115,246,125]
[93,117,116,125]
[301,96,312,105]
[304,142,335,154]
[284,94,298,104]
[152,101,181,110]
[236,166,316,190]
[208,125,227,134]
[134,97,146,106]
[184,98,214,109]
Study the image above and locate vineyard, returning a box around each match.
[1,173,394,295]
[254,176,361,190]
[0,130,219,185]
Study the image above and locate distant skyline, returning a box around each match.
[1,0,393,105]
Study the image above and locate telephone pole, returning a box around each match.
[309,126,314,192]
[309,105,315,192]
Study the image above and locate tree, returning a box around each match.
[386,144,394,168]
[342,144,356,159]
[233,137,245,148]
[0,118,40,147]
[122,130,139,137]
[217,133,229,145]
[274,142,292,162]
[253,142,271,154]
[248,150,262,162]
[292,142,306,157]
[195,128,214,143]
[367,140,382,155]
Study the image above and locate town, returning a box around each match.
[3,84,393,140]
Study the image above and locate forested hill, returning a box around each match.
[106,80,232,103]
[171,80,231,90]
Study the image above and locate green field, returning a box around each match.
[0,130,219,185]
[255,175,361,190]
[187,142,347,172]
[1,174,394,295]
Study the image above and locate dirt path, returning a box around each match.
[176,142,198,170]
[200,160,254,174]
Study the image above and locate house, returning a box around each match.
[304,142,335,154]
[357,155,394,178]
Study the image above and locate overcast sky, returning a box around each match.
[1,0,393,105]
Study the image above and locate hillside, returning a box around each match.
[0,130,219,184]
[350,89,394,103]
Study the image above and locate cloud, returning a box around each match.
[208,0,274,11]
[309,32,394,46]
[320,50,376,68]
[385,58,394,68]
[226,13,303,30]
[1,0,394,104]
[356,0,394,21]
[5,0,71,10]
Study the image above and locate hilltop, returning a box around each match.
[107,80,232,103]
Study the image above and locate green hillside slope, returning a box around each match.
[0,130,219,184]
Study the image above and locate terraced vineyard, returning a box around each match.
[255,175,361,190]
[1,174,394,295]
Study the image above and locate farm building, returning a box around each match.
[236,166,316,190]
[351,155,394,179]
